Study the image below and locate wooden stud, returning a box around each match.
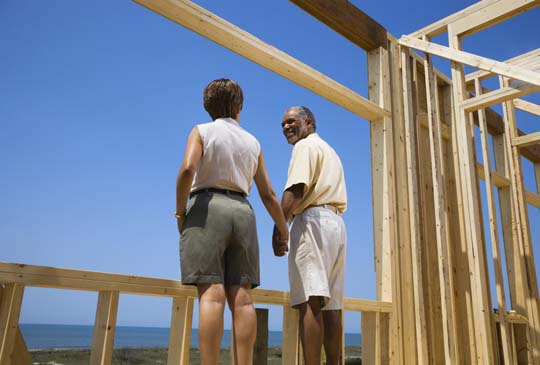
[368,44,403,364]
[0,284,25,365]
[535,163,540,194]
[132,0,388,121]
[253,308,269,365]
[90,291,119,365]
[12,326,32,365]
[422,40,459,364]
[282,306,300,365]
[399,35,540,87]
[167,296,194,365]
[401,46,429,365]
[499,75,540,363]
[474,77,515,365]
[448,25,496,364]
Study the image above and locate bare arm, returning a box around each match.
[281,183,304,222]
[253,152,289,241]
[175,127,203,233]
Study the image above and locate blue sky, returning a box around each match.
[1,1,538,333]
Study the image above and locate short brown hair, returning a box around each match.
[203,79,243,120]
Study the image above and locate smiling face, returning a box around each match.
[281,109,314,145]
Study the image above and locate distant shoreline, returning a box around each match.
[29,346,363,364]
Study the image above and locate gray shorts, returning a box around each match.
[179,191,260,288]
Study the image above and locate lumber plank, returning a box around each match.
[499,75,540,363]
[536,163,540,194]
[450,0,540,37]
[90,291,119,365]
[512,132,540,148]
[0,284,25,365]
[132,0,388,121]
[448,26,496,364]
[282,306,300,365]
[289,0,387,51]
[12,326,32,365]
[466,49,540,84]
[368,46,402,364]
[461,83,540,112]
[513,98,540,116]
[399,35,540,87]
[423,43,458,364]
[408,0,500,38]
[168,297,194,365]
[474,78,514,365]
[401,47,429,365]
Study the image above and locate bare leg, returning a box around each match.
[198,284,226,365]
[226,284,257,365]
[323,310,342,365]
[298,296,324,365]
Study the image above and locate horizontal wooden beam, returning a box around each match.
[399,35,540,86]
[512,132,540,148]
[0,262,393,312]
[466,49,540,84]
[513,98,540,116]
[133,0,388,121]
[450,0,540,37]
[408,0,499,38]
[289,0,388,51]
[461,83,540,112]
[476,162,540,207]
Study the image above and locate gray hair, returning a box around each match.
[287,106,316,131]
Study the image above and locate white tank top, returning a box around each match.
[191,118,260,195]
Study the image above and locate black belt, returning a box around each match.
[189,188,246,199]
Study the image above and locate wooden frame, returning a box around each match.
[2,1,539,364]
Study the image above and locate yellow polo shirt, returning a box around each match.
[284,133,347,216]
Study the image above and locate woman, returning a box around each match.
[175,78,289,365]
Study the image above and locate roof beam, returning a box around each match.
[462,83,540,112]
[289,0,388,51]
[465,49,540,84]
[133,0,388,121]
[399,35,540,86]
[450,0,540,38]
[408,0,499,38]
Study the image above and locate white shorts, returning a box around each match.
[288,206,347,310]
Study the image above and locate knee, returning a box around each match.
[198,284,227,306]
[227,285,254,310]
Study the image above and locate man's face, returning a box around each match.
[281,110,312,145]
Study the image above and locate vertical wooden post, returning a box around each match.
[401,46,429,365]
[253,308,268,365]
[422,39,459,364]
[499,75,540,364]
[90,290,119,365]
[12,327,32,365]
[362,311,390,365]
[0,284,25,365]
[474,78,514,364]
[282,305,300,365]
[534,163,540,194]
[448,25,496,364]
[167,296,194,365]
[368,44,401,365]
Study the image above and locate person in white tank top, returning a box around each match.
[175,79,289,365]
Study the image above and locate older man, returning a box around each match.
[274,106,347,364]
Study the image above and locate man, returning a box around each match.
[274,106,347,365]
[176,78,288,365]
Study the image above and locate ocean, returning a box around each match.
[20,324,361,350]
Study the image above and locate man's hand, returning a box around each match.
[272,225,289,257]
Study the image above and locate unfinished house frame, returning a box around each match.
[1,0,539,364]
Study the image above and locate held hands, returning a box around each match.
[272,225,289,257]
